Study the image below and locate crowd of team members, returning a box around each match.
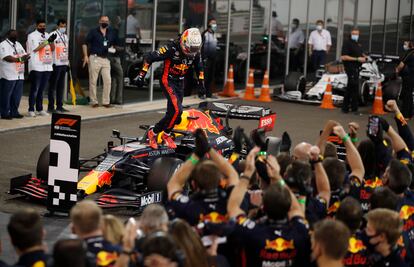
[2,99,414,267]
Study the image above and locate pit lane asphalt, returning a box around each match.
[0,98,409,264]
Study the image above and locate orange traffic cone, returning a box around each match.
[258,70,272,102]
[372,82,386,115]
[320,78,335,109]
[243,68,256,100]
[219,64,238,97]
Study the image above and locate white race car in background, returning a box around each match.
[274,54,401,106]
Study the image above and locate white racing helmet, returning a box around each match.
[180,28,202,57]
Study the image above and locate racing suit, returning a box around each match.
[141,40,204,134]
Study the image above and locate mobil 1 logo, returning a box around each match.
[47,113,81,214]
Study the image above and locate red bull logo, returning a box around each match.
[174,64,189,72]
[348,237,366,253]
[32,261,46,267]
[265,238,295,252]
[328,201,341,215]
[364,177,382,189]
[186,110,220,134]
[400,205,414,220]
[200,212,227,224]
[96,251,118,266]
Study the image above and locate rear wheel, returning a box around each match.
[383,80,401,104]
[359,79,371,106]
[147,157,184,200]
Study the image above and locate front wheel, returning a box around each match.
[147,157,183,201]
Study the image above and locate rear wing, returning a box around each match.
[198,101,276,131]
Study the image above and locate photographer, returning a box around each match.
[227,147,311,267]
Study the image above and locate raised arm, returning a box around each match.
[208,149,239,187]
[386,100,414,151]
[333,125,365,183]
[309,146,330,206]
[167,154,198,200]
[379,117,408,154]
[317,120,339,155]
[227,147,259,218]
[167,129,211,200]
[265,155,304,219]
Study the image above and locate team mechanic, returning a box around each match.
[134,28,205,149]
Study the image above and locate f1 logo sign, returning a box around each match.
[55,118,77,127]
[258,113,277,132]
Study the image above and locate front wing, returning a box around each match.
[198,101,272,119]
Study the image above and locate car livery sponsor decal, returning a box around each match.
[140,191,162,207]
[258,113,277,132]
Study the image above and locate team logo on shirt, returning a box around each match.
[400,205,414,220]
[363,177,382,189]
[265,238,295,252]
[348,237,366,253]
[32,261,46,267]
[174,63,189,72]
[344,237,367,265]
[328,201,340,215]
[96,251,118,266]
[199,212,227,224]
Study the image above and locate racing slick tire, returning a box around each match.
[36,145,50,180]
[147,157,183,198]
[359,79,371,106]
[284,72,306,95]
[382,80,401,104]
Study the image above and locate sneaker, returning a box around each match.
[91,104,99,108]
[1,116,12,120]
[147,129,158,149]
[198,95,206,100]
[161,133,177,149]
[28,111,36,117]
[56,107,69,113]
[12,114,24,119]
[37,110,49,116]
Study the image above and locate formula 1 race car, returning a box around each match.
[274,54,401,106]
[9,102,276,213]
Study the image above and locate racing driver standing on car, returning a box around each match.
[341,28,367,115]
[134,28,205,149]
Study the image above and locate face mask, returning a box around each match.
[404,44,410,51]
[292,24,298,29]
[316,25,323,31]
[360,231,381,252]
[38,28,46,34]
[59,27,66,34]
[100,23,109,29]
[351,34,359,42]
[8,36,17,43]
[210,24,217,32]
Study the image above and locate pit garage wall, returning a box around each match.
[3,0,414,103]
